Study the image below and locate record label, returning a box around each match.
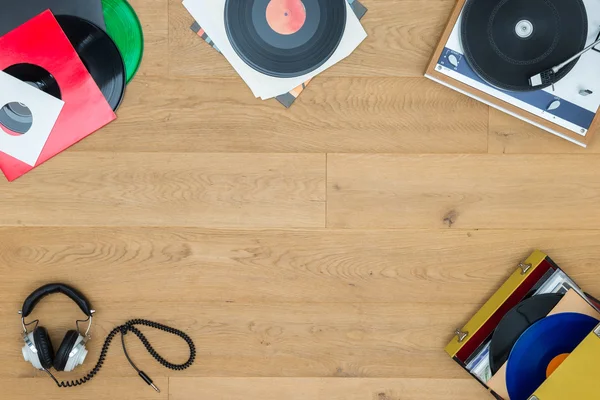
[266,0,306,35]
[506,312,599,400]
[225,0,347,78]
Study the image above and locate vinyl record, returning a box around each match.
[506,312,599,400]
[102,0,144,83]
[0,64,62,134]
[461,0,588,91]
[56,15,126,110]
[489,293,563,374]
[224,0,347,78]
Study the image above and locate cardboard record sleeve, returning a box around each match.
[446,250,600,399]
[0,11,116,181]
[531,323,600,399]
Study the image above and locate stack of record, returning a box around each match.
[475,288,600,399]
[0,0,144,180]
[182,0,368,103]
[0,0,145,115]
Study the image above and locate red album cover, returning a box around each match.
[0,10,116,181]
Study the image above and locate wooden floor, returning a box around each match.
[3,0,600,398]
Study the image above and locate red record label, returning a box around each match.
[266,0,306,35]
[0,10,116,181]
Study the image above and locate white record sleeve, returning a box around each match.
[183,0,367,100]
[0,71,64,166]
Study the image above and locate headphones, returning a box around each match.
[20,283,95,372]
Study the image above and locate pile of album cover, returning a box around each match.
[0,0,144,181]
[182,0,368,107]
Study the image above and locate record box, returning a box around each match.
[425,0,600,147]
[446,250,600,399]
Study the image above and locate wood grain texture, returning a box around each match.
[131,0,169,78]
[488,109,600,154]
[71,76,488,154]
[0,153,325,227]
[2,0,599,398]
[169,378,488,400]
[328,154,600,229]
[2,378,168,399]
[3,228,600,305]
[0,300,470,379]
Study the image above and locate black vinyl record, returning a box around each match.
[489,293,563,374]
[224,0,347,78]
[461,0,588,91]
[56,15,126,111]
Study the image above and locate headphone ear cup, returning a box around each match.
[54,330,80,372]
[32,327,55,370]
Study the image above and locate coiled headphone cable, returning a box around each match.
[45,319,196,393]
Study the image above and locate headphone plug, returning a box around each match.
[138,370,160,393]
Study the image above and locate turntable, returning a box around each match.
[446,250,600,399]
[426,0,600,147]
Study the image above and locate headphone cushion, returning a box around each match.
[54,330,80,371]
[33,327,54,369]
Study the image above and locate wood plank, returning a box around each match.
[0,153,325,228]
[167,0,457,78]
[2,228,600,305]
[328,154,600,229]
[1,378,168,399]
[73,76,488,154]
[129,0,169,78]
[488,109,600,154]
[169,378,487,400]
[0,301,471,379]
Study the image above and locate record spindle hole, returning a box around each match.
[266,0,307,35]
[0,102,32,136]
[1,63,61,134]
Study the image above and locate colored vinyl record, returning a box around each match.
[0,11,116,181]
[224,0,347,78]
[56,15,126,111]
[461,0,587,91]
[102,0,144,83]
[506,312,599,400]
[489,293,563,374]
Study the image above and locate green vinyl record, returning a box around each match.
[102,0,144,83]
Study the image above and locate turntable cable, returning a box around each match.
[44,319,196,393]
[530,35,600,87]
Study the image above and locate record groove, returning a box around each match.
[506,312,598,400]
[489,293,563,374]
[225,0,347,78]
[102,0,144,83]
[56,15,126,111]
[461,0,588,91]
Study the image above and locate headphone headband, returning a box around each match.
[21,283,93,318]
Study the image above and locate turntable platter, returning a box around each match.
[461,0,588,91]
